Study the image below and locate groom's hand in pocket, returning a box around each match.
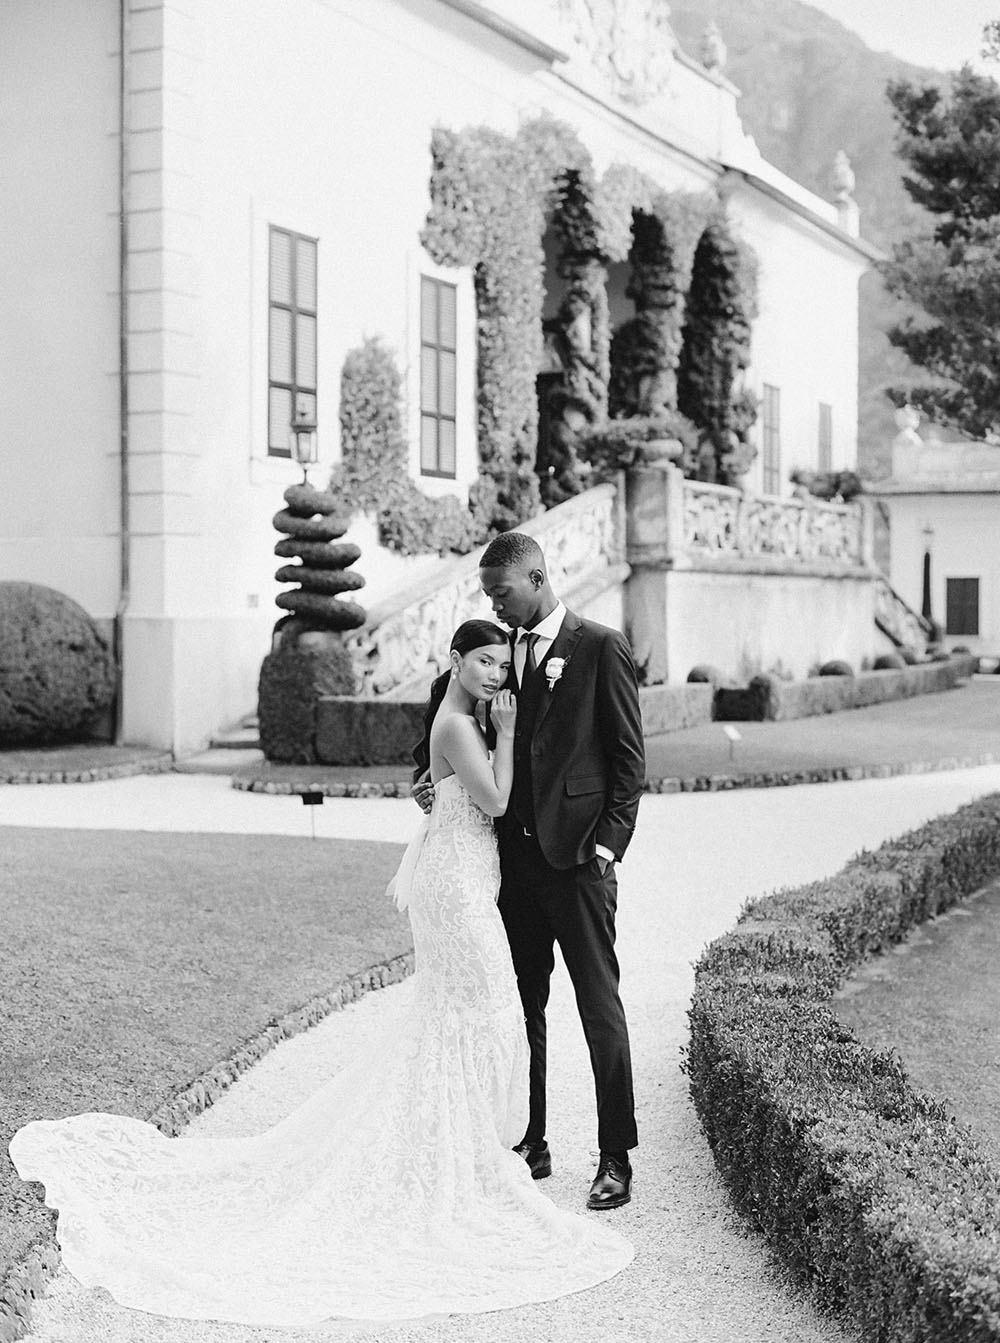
[595,854,614,876]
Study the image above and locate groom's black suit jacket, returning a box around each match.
[497,609,645,871]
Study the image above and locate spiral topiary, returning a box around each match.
[258,485,367,762]
[271,484,366,631]
[0,583,115,746]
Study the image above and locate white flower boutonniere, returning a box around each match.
[545,656,566,692]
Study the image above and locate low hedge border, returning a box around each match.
[0,952,414,1343]
[715,655,976,723]
[310,683,714,767]
[686,792,1000,1341]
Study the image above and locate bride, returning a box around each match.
[10,619,633,1327]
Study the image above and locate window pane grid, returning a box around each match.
[419,275,457,479]
[268,226,318,456]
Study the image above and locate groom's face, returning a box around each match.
[479,562,542,631]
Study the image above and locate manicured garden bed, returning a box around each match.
[0,826,409,1340]
[833,879,1000,1170]
[687,792,1000,1341]
[714,652,976,722]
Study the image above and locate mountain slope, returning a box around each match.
[669,0,955,470]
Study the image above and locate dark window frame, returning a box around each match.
[419,275,457,480]
[945,576,980,636]
[267,225,318,459]
[762,383,781,494]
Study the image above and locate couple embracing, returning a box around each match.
[10,532,646,1326]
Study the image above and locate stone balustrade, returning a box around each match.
[679,476,866,570]
[346,483,626,699]
[628,463,870,576]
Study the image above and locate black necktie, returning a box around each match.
[520,631,539,679]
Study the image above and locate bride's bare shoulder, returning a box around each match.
[432,711,483,746]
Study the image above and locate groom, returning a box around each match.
[478,531,645,1210]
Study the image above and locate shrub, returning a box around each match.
[676,212,760,485]
[872,652,906,670]
[713,674,775,721]
[687,664,722,685]
[0,584,115,746]
[818,659,854,676]
[257,641,357,764]
[578,410,699,476]
[687,793,1000,1342]
[329,337,479,557]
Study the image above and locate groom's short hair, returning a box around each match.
[480,532,544,572]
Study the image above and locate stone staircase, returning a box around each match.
[173,714,263,773]
[873,572,935,657]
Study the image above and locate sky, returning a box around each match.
[804,0,998,73]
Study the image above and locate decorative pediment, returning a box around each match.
[554,0,677,105]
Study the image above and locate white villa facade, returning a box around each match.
[877,412,1000,658]
[0,0,875,752]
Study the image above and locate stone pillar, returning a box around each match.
[624,460,682,684]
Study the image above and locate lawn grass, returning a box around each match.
[833,876,1000,1168]
[0,825,408,1298]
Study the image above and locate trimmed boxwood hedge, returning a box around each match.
[686,793,1000,1342]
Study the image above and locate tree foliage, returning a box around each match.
[677,214,760,485]
[881,67,1000,439]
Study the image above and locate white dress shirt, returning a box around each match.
[514,602,565,684]
[514,603,615,867]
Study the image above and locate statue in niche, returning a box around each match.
[554,0,677,105]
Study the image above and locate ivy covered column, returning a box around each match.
[539,167,611,506]
[677,214,759,485]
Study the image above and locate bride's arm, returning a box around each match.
[438,695,516,817]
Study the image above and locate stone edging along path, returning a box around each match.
[0,953,414,1343]
[0,755,173,787]
[230,750,1000,798]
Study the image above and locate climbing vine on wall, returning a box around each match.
[421,115,730,516]
[677,213,760,485]
[329,336,476,557]
[422,115,597,531]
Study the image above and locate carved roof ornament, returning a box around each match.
[699,20,726,72]
[555,0,677,105]
[831,149,856,201]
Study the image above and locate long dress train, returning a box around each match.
[9,775,633,1326]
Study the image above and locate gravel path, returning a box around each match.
[16,764,1000,1343]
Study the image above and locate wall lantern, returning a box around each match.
[289,409,318,481]
[921,521,934,622]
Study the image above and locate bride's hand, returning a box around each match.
[490,689,517,737]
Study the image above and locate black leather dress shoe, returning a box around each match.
[512,1140,552,1179]
[586,1153,632,1209]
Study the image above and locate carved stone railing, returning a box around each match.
[346,482,626,698]
[680,478,866,569]
[873,573,934,655]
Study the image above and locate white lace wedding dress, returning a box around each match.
[10,775,633,1327]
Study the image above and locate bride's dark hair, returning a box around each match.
[411,619,510,782]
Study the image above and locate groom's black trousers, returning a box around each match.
[497,826,637,1154]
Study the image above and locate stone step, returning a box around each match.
[209,726,261,750]
[174,747,265,775]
